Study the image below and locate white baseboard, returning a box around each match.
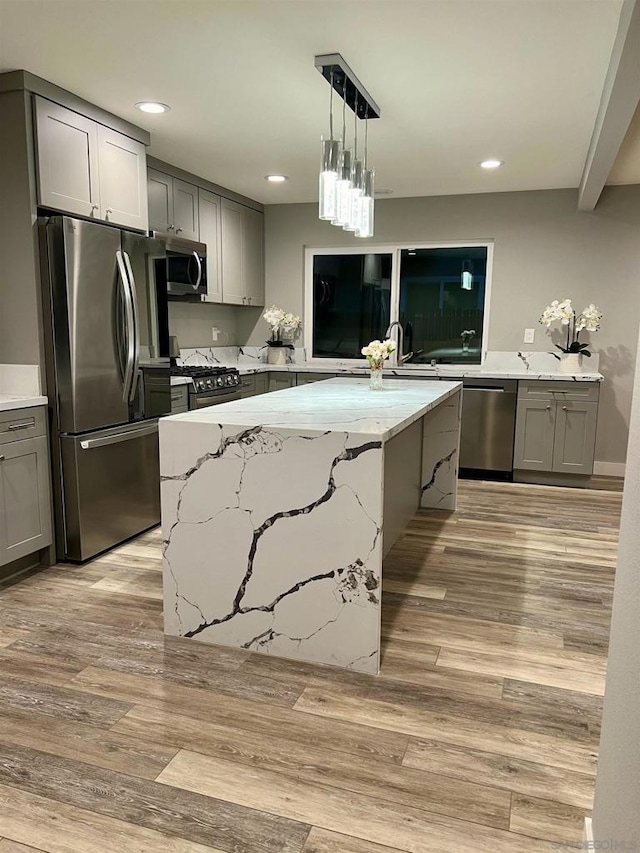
[593,461,626,478]
[584,816,593,846]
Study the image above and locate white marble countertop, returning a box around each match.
[163,378,462,442]
[0,394,48,412]
[234,363,603,382]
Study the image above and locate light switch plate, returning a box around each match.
[524,328,535,344]
[212,327,219,342]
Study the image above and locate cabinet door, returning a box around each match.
[97,126,148,231]
[254,374,269,395]
[0,436,52,566]
[268,374,295,393]
[242,207,265,307]
[221,199,245,305]
[35,96,100,218]
[170,385,189,414]
[513,399,555,471]
[198,189,222,303]
[147,169,174,232]
[173,179,199,240]
[552,402,598,475]
[239,376,257,399]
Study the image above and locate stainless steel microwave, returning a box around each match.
[153,232,207,297]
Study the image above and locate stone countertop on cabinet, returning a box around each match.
[161,378,462,443]
[0,394,48,412]
[232,363,604,382]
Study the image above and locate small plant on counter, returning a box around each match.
[460,329,476,344]
[539,299,603,357]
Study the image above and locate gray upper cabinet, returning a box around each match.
[147,169,174,232]
[147,170,198,239]
[35,96,100,219]
[173,180,199,240]
[243,206,265,307]
[96,125,148,231]
[198,189,222,303]
[220,199,265,307]
[0,408,53,567]
[35,96,148,231]
[221,199,245,305]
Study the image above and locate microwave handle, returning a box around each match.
[192,251,202,290]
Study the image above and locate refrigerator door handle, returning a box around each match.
[122,251,141,402]
[192,251,202,290]
[116,250,135,403]
[79,422,158,450]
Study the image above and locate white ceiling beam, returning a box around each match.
[578,0,640,211]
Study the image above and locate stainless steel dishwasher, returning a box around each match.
[458,378,518,473]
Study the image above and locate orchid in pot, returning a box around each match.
[361,339,396,391]
[263,305,302,365]
[539,299,603,374]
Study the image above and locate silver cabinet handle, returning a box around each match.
[105,208,113,218]
[176,227,183,234]
[91,203,99,213]
[116,250,135,403]
[192,251,202,290]
[562,405,568,410]
[546,405,551,410]
[7,422,33,431]
[122,251,140,403]
[167,224,174,231]
[0,455,5,462]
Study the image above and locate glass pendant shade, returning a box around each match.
[357,168,375,238]
[319,137,340,220]
[461,259,474,290]
[332,149,353,226]
[344,158,364,232]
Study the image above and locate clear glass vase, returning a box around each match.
[369,361,383,391]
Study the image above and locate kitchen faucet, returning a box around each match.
[385,321,413,365]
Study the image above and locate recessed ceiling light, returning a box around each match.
[375,188,393,195]
[480,159,504,170]
[135,102,170,114]
[265,174,288,183]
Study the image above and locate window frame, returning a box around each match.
[304,240,494,365]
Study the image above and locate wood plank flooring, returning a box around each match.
[0,480,621,852]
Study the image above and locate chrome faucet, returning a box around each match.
[385,321,413,365]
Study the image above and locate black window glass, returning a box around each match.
[399,247,486,364]
[312,254,392,359]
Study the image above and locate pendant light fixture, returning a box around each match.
[461,258,474,290]
[315,54,380,237]
[319,71,340,221]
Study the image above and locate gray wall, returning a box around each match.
[167,301,240,349]
[592,318,640,846]
[0,91,43,371]
[257,185,640,466]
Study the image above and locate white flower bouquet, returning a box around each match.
[539,299,602,357]
[361,339,396,367]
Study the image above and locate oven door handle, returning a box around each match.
[191,390,240,409]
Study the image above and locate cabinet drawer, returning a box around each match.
[295,372,337,385]
[0,407,47,445]
[518,381,600,403]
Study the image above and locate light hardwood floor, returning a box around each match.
[0,480,621,852]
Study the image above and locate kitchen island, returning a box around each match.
[160,378,462,674]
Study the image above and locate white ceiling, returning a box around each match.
[0,0,634,204]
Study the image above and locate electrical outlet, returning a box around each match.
[524,328,535,344]
[212,327,219,342]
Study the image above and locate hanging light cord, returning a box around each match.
[353,93,359,159]
[364,115,368,169]
[329,71,334,140]
[341,77,346,146]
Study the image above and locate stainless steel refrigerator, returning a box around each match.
[39,216,171,562]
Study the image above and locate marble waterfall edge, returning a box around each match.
[421,390,462,511]
[161,420,384,674]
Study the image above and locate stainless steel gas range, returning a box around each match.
[170,366,241,409]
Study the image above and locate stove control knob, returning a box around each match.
[217,377,224,387]
[206,378,213,389]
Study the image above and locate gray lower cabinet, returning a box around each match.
[268,374,295,393]
[295,372,337,385]
[0,408,53,567]
[514,382,599,475]
[170,385,189,414]
[240,374,269,399]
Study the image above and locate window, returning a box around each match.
[306,243,491,364]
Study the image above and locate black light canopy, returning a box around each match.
[314,53,381,120]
